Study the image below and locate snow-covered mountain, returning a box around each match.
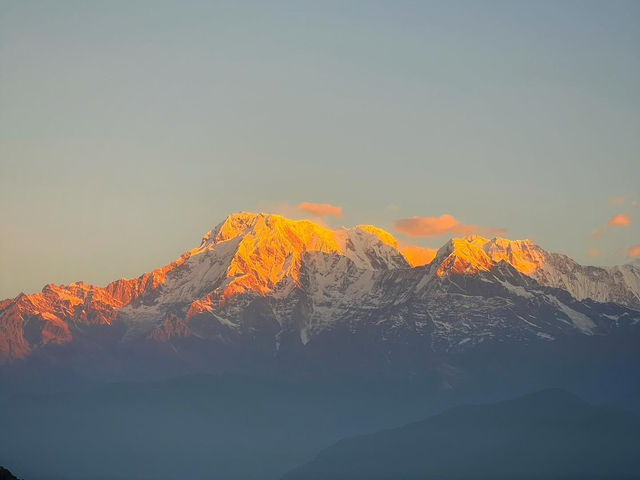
[427,235,640,308]
[1,212,639,374]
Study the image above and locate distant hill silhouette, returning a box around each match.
[0,374,440,480]
[0,467,20,480]
[283,389,640,480]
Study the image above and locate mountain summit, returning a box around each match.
[198,212,408,299]
[1,212,639,374]
[432,235,544,276]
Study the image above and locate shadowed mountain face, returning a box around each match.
[282,389,640,480]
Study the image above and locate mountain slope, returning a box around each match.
[282,389,640,480]
[0,254,191,362]
[0,213,407,366]
[1,212,639,376]
[431,235,640,308]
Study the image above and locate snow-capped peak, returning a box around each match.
[430,235,546,277]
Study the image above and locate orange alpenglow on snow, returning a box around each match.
[210,215,541,282]
[483,237,545,274]
[211,213,345,299]
[0,254,192,360]
[207,214,434,300]
[434,235,546,277]
[356,225,399,248]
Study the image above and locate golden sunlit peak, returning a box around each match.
[490,236,534,246]
[355,225,398,248]
[197,212,346,300]
[212,211,263,242]
[208,211,333,244]
[435,235,546,276]
[482,237,545,275]
[179,211,423,303]
[190,212,548,297]
[434,238,493,276]
[460,234,490,247]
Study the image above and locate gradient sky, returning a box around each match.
[1,0,639,299]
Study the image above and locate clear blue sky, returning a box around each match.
[1,0,639,298]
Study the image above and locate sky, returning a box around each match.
[1,0,639,299]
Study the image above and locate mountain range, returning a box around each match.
[1,212,639,380]
[2,212,640,480]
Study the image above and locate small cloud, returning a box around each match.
[608,196,639,207]
[400,245,438,267]
[587,248,601,258]
[607,214,631,227]
[266,202,305,219]
[298,202,343,218]
[394,214,506,238]
[628,244,640,259]
[592,212,633,239]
